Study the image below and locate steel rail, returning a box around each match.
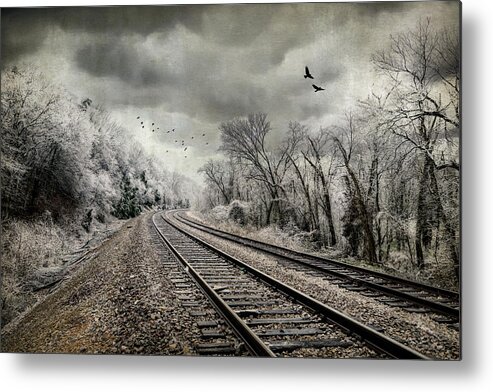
[175,212,459,318]
[176,212,458,298]
[163,212,429,360]
[152,213,275,357]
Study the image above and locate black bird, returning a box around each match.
[157,127,160,130]
[142,126,144,128]
[304,66,314,79]
[184,147,188,151]
[166,150,168,153]
[206,142,209,145]
[152,129,155,132]
[137,116,140,119]
[141,122,143,124]
[175,140,177,143]
[202,133,205,136]
[191,136,194,139]
[184,156,187,158]
[172,129,175,132]
[312,84,325,92]
[152,123,154,125]
[167,131,170,133]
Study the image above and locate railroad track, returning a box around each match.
[173,211,460,325]
[152,211,428,359]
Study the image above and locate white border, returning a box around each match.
[1,0,492,391]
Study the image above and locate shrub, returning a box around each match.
[112,174,142,219]
[1,218,74,326]
[210,205,229,221]
[228,200,247,225]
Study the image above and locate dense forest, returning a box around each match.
[198,20,460,287]
[1,66,197,323]
[1,66,196,222]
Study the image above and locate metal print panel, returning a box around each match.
[0,1,461,359]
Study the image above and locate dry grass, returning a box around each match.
[194,210,316,252]
[190,210,459,292]
[1,218,78,326]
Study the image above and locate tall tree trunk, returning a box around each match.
[428,166,460,279]
[288,155,318,231]
[321,191,337,246]
[270,192,281,225]
[415,154,440,269]
[317,168,336,246]
[346,166,379,265]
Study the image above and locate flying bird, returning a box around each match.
[202,133,205,136]
[172,129,175,132]
[167,130,170,133]
[142,126,144,128]
[175,140,178,143]
[141,122,143,124]
[184,156,187,158]
[152,129,155,132]
[136,116,140,119]
[184,147,188,151]
[206,142,209,145]
[304,66,314,79]
[312,84,325,92]
[152,123,154,125]
[191,136,194,139]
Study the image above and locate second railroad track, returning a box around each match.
[153,211,428,359]
[173,211,460,325]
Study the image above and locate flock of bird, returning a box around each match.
[135,67,323,160]
[136,116,208,158]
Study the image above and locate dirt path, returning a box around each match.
[1,213,200,355]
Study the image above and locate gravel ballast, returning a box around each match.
[1,210,459,359]
[176,211,460,360]
[1,213,202,355]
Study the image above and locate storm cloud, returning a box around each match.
[75,40,168,87]
[1,1,460,182]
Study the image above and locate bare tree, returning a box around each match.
[301,129,337,247]
[198,159,233,205]
[332,114,379,265]
[220,113,298,225]
[371,19,459,271]
[285,123,319,233]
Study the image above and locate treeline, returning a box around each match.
[1,66,195,229]
[199,20,459,284]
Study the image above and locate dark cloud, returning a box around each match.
[1,8,50,65]
[1,6,205,63]
[200,5,276,47]
[1,2,460,182]
[75,40,169,87]
[3,5,204,34]
[1,2,454,65]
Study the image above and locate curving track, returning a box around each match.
[152,211,428,359]
[173,211,460,325]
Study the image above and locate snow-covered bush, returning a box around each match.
[228,200,248,225]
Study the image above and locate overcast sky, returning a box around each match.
[1,1,460,183]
